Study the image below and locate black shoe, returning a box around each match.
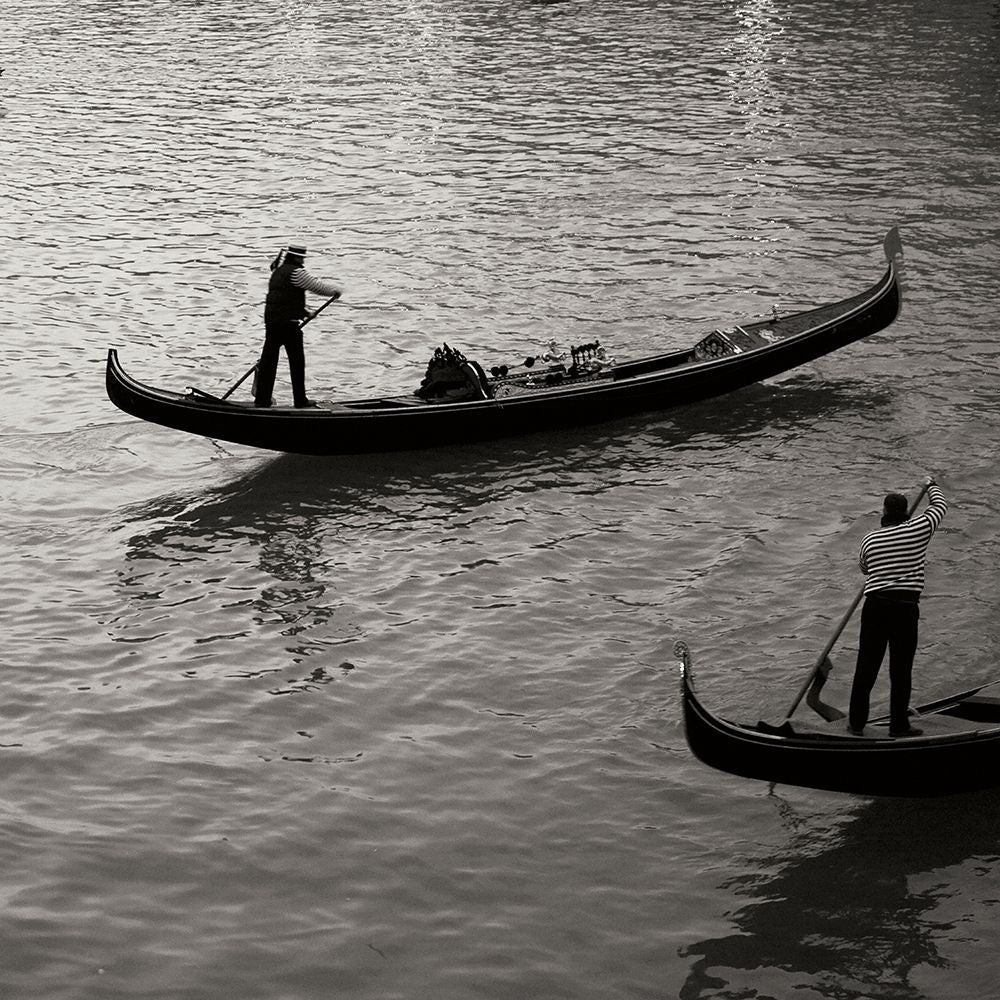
[889,726,923,738]
[846,724,865,736]
[295,398,319,408]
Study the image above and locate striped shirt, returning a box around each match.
[859,485,947,594]
[290,267,342,298]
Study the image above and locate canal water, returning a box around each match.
[2,1,999,997]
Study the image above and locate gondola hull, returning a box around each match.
[107,231,902,455]
[677,642,1000,797]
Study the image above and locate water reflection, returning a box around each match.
[118,372,891,560]
[106,375,891,686]
[680,788,1000,999]
[727,0,783,136]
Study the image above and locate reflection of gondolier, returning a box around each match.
[254,244,342,408]
[848,477,947,737]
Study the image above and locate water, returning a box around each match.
[3,1,1000,997]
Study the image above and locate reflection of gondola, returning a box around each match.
[677,641,1000,797]
[106,231,902,455]
[680,786,1000,997]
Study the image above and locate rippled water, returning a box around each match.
[3,1,1000,997]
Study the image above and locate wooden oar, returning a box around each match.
[782,479,933,723]
[804,655,845,722]
[221,293,341,401]
[300,291,341,327]
[221,362,258,400]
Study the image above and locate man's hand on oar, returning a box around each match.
[299,291,341,328]
[224,292,341,401]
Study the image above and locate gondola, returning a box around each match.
[107,229,903,455]
[676,641,1000,797]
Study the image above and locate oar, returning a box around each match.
[300,291,341,328]
[221,361,258,400]
[782,479,933,723]
[221,292,341,401]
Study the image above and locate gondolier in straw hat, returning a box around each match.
[255,244,342,408]
[847,475,947,737]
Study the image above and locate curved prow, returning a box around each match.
[883,227,902,263]
[674,639,694,693]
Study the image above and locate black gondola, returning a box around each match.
[107,230,903,455]
[676,641,1000,797]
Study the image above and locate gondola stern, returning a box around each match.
[106,347,143,417]
[106,347,134,392]
[105,347,127,407]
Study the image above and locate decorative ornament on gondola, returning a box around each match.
[415,343,492,401]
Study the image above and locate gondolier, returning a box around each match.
[848,476,948,737]
[255,244,342,408]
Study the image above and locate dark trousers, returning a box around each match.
[255,320,307,407]
[848,591,920,731]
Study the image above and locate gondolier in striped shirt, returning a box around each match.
[848,476,947,737]
[255,244,342,408]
